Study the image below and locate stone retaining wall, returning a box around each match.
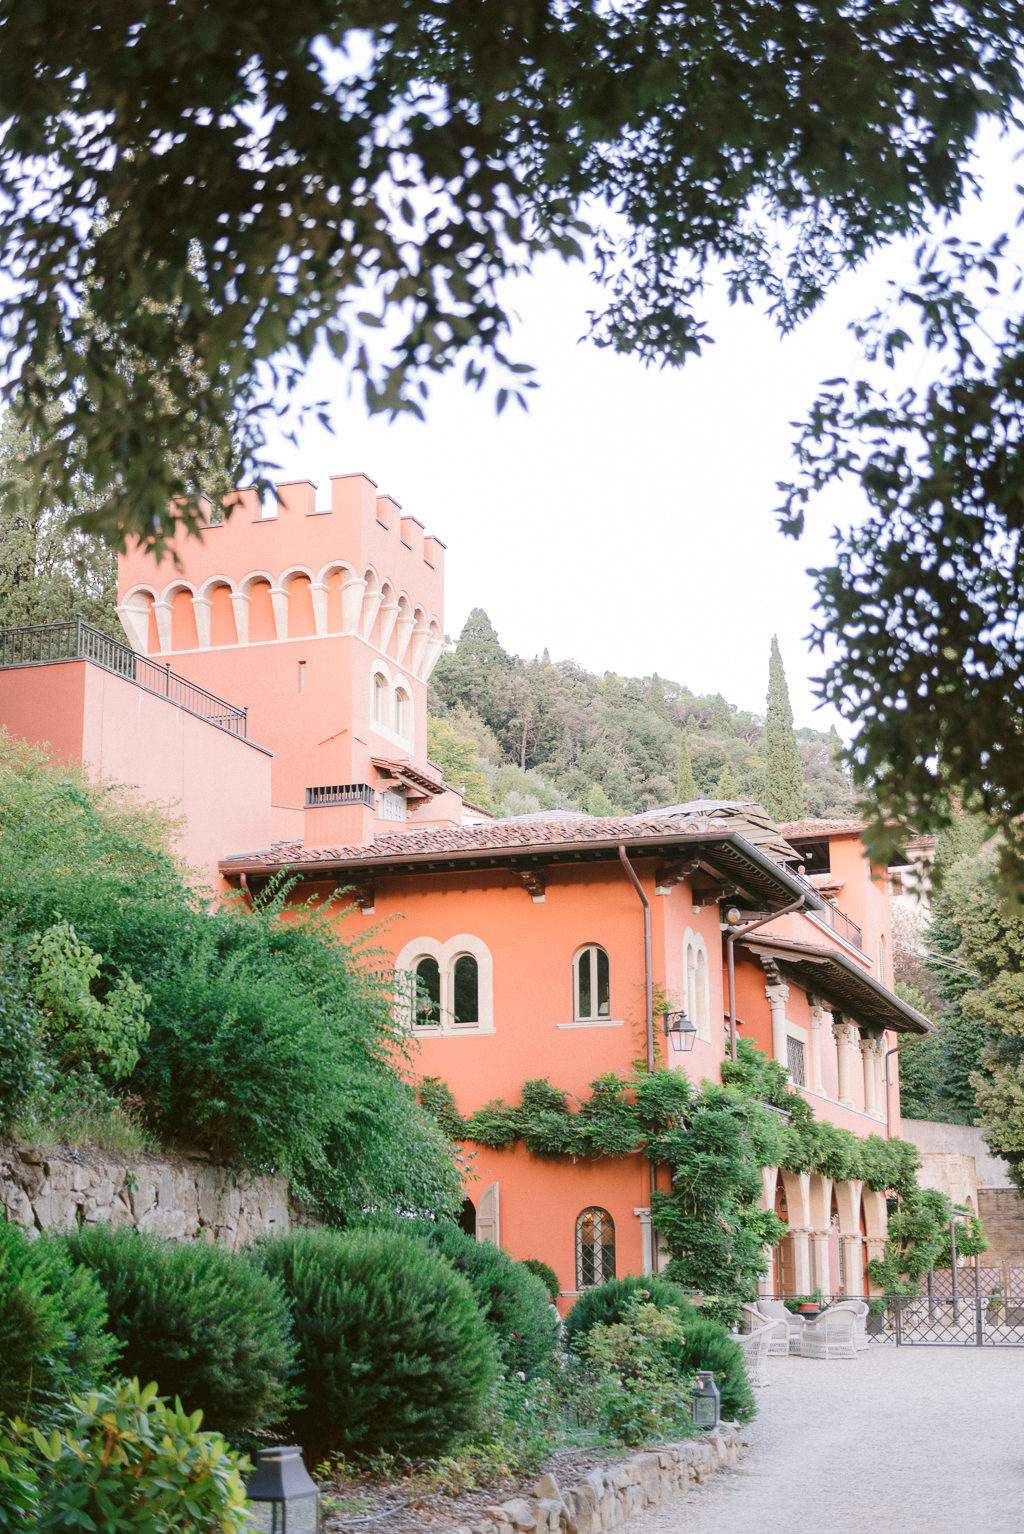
[0,1140,290,1251]
[450,1429,742,1534]
[977,1187,1024,1268]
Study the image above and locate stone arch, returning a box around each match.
[117,585,159,654]
[378,581,399,654]
[162,582,198,651]
[393,593,415,665]
[421,616,445,681]
[197,577,238,648]
[239,572,276,643]
[361,567,383,640]
[280,566,317,639]
[318,560,356,634]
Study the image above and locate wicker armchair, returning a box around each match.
[741,1302,789,1357]
[799,1306,859,1360]
[823,1298,870,1350]
[737,1321,780,1388]
[755,1298,804,1353]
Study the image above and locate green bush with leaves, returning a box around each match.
[63,1224,296,1443]
[520,1257,560,1302]
[0,1219,118,1429]
[664,1314,755,1424]
[585,1298,697,1446]
[0,734,462,1221]
[384,1218,559,1377]
[564,1274,696,1357]
[23,1378,250,1533]
[0,946,48,1133]
[250,1226,498,1465]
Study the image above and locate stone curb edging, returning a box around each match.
[448,1427,743,1534]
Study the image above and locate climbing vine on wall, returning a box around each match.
[418,1039,954,1304]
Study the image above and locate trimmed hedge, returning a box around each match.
[564,1274,696,1355]
[394,1218,560,1376]
[0,1219,118,1428]
[520,1256,560,1303]
[565,1274,755,1423]
[63,1224,295,1442]
[250,1226,499,1465]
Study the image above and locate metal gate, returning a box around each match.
[871,1260,1024,1347]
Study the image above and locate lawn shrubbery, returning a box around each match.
[0,734,463,1224]
[249,1226,499,1465]
[63,1224,296,1442]
[384,1218,560,1376]
[564,1273,696,1355]
[566,1274,756,1425]
[0,1220,118,1428]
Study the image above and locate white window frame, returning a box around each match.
[371,667,389,725]
[393,685,411,739]
[572,943,611,1023]
[682,928,712,1042]
[395,934,494,1035]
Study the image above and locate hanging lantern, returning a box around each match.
[245,1446,320,1533]
[690,1370,721,1429]
[663,1009,697,1053]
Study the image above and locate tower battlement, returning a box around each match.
[117,471,445,672]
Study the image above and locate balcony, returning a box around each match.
[305,784,376,809]
[0,617,248,737]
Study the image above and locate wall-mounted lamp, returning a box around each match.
[663,1009,697,1053]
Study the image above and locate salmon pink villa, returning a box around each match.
[0,472,931,1308]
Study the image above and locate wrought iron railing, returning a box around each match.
[791,871,864,949]
[305,783,376,809]
[0,617,248,738]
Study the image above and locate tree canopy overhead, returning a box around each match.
[2,1,1022,550]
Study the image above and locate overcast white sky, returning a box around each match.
[263,127,1022,739]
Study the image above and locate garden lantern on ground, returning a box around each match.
[691,1370,721,1429]
[245,1446,320,1533]
[663,1009,697,1053]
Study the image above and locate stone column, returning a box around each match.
[152,598,173,654]
[841,1234,864,1296]
[766,980,790,1068]
[865,1236,887,1294]
[787,1225,814,1294]
[809,1001,825,1092]
[191,595,211,649]
[860,1034,885,1118]
[634,1206,655,1275]
[309,579,329,637]
[832,1017,856,1107]
[269,584,289,640]
[810,1227,831,1294]
[230,589,250,645]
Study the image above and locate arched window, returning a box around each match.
[396,935,494,1034]
[683,930,712,1041]
[576,1207,615,1289]
[394,687,410,738]
[452,955,479,1026]
[414,957,441,1025]
[372,671,389,725]
[574,945,610,1020]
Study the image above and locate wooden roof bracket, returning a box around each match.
[517,866,547,902]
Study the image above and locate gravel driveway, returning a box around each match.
[621,1347,1024,1534]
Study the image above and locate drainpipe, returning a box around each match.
[884,1036,927,1138]
[618,845,654,1072]
[725,896,806,1062]
[618,845,659,1264]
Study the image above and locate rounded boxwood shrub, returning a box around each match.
[62,1223,295,1442]
[393,1218,560,1376]
[520,1256,560,1303]
[0,1218,118,1428]
[250,1226,499,1465]
[564,1274,696,1355]
[665,1313,756,1424]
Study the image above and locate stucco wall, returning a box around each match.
[901,1119,1013,1190]
[0,1141,289,1250]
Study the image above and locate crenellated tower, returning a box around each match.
[117,472,462,847]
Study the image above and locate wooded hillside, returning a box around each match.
[429,609,855,821]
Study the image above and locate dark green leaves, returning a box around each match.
[4,0,1022,549]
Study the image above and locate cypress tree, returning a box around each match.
[716,763,740,800]
[764,636,804,821]
[710,693,734,736]
[677,733,697,803]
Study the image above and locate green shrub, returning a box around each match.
[0,1219,118,1428]
[392,1218,560,1376]
[26,1378,250,1533]
[250,1226,499,1464]
[0,946,48,1133]
[564,1274,696,1355]
[585,1298,697,1445]
[0,1425,39,1533]
[520,1256,560,1302]
[664,1313,756,1424]
[63,1224,295,1442]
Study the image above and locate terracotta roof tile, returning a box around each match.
[777,818,866,838]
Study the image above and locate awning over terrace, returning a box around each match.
[738,934,932,1035]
